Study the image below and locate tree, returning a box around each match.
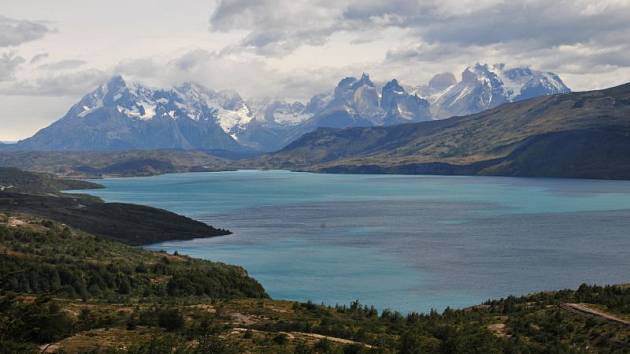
[158,308,185,332]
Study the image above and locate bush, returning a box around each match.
[157,308,185,332]
[272,333,289,345]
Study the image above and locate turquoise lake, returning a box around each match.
[82,170,630,314]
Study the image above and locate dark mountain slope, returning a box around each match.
[258,82,630,179]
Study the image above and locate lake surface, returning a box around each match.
[83,171,630,314]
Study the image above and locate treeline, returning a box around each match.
[0,219,267,300]
[485,283,630,316]
[254,291,630,354]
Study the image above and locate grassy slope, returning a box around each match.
[1,215,628,354]
[258,83,630,179]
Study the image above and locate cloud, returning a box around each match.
[38,59,86,70]
[207,0,511,57]
[111,48,350,101]
[171,49,213,71]
[30,52,49,64]
[414,1,630,48]
[115,49,287,97]
[0,68,108,96]
[210,0,357,56]
[0,52,25,81]
[0,15,51,47]
[208,0,630,81]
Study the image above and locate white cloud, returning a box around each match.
[0,68,107,96]
[38,59,86,71]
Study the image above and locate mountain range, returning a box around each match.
[256,82,630,180]
[8,63,569,153]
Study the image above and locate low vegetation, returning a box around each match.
[0,167,101,194]
[0,214,628,353]
[0,150,234,178]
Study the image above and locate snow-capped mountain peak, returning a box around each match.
[427,63,570,119]
[19,64,571,153]
[71,76,255,135]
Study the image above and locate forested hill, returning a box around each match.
[0,214,266,300]
[257,82,630,180]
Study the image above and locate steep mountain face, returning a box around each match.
[256,74,433,151]
[15,76,245,152]
[235,99,310,151]
[306,74,431,128]
[381,79,431,125]
[232,74,432,151]
[257,82,630,180]
[420,64,570,119]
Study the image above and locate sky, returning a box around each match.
[1,0,630,141]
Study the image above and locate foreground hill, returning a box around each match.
[259,82,630,180]
[1,215,628,353]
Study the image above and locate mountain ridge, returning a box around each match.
[254,81,630,180]
[9,63,569,153]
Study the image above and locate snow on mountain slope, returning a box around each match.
[15,76,244,151]
[423,64,570,119]
[15,64,571,153]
